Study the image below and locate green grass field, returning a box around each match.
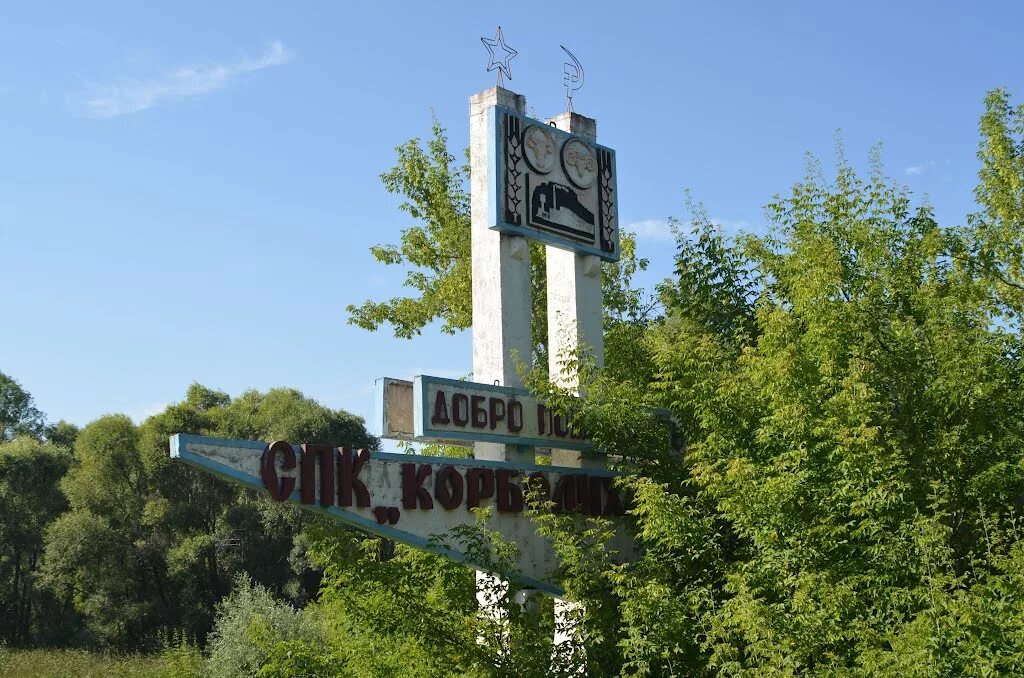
[0,648,167,678]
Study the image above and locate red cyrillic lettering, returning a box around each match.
[471,395,487,428]
[452,394,469,427]
[489,397,505,431]
[261,440,296,502]
[337,447,371,507]
[300,444,335,507]
[431,390,450,425]
[496,469,523,513]
[434,465,464,509]
[466,467,495,509]
[508,401,523,433]
[586,475,603,516]
[553,474,576,512]
[571,474,602,516]
[402,463,433,510]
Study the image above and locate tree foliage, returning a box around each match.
[40,384,376,649]
[345,121,651,369]
[311,89,1024,676]
[4,88,1024,676]
[0,437,71,645]
[0,372,45,442]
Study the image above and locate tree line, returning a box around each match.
[0,376,375,650]
[2,88,1024,676]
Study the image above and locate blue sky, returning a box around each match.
[2,1,1022,444]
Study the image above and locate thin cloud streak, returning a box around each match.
[627,219,676,242]
[76,41,293,118]
[905,160,936,176]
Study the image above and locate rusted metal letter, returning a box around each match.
[337,447,371,508]
[261,440,296,502]
[471,395,487,428]
[508,400,523,433]
[434,465,464,509]
[496,468,524,513]
[402,463,433,510]
[488,397,505,431]
[299,444,335,508]
[466,467,495,509]
[431,390,450,425]
[452,394,470,426]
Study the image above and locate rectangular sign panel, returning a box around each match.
[490,106,619,261]
[413,375,592,451]
[374,377,416,442]
[171,434,629,595]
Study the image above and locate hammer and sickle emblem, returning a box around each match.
[561,45,584,112]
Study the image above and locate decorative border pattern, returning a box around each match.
[598,148,616,255]
[490,106,620,262]
[503,113,523,225]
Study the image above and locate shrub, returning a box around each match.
[205,575,322,678]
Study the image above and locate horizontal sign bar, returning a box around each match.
[413,375,592,451]
[171,434,630,594]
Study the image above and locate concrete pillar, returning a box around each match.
[469,86,537,622]
[544,111,607,654]
[546,111,605,470]
[469,87,534,466]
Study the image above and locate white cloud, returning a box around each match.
[75,41,294,118]
[627,219,676,242]
[132,402,169,423]
[904,160,936,176]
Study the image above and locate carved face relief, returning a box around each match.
[561,138,598,189]
[523,125,556,173]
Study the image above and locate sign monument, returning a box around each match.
[171,30,625,600]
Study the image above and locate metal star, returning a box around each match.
[481,26,517,87]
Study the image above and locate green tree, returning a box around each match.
[42,384,377,649]
[45,420,80,450]
[967,87,1024,315]
[530,104,1024,675]
[0,372,45,442]
[345,121,651,369]
[0,437,72,645]
[326,89,1024,676]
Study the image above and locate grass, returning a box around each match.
[0,648,167,678]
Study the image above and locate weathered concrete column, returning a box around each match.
[545,111,605,470]
[544,111,606,655]
[469,86,537,620]
[470,87,534,466]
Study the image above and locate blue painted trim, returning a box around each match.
[413,375,594,453]
[489,105,620,262]
[421,374,533,397]
[372,448,619,477]
[373,378,386,437]
[169,433,584,595]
